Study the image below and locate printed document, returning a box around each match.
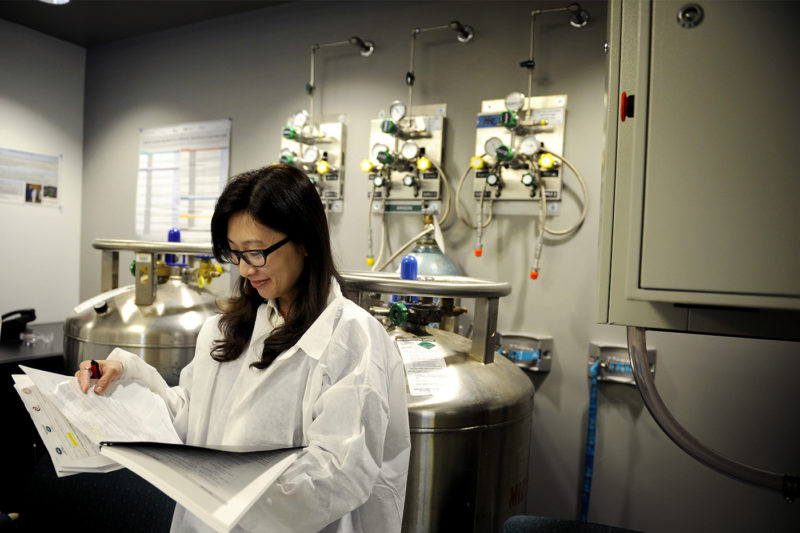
[14,365,299,533]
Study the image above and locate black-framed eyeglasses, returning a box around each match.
[222,237,291,267]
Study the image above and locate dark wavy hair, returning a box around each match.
[210,164,344,369]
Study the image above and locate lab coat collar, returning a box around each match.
[257,279,344,362]
[288,279,344,361]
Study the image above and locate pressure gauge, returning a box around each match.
[301,146,319,164]
[519,135,540,156]
[505,91,526,112]
[291,110,310,128]
[484,137,504,157]
[389,100,407,122]
[371,143,390,161]
[401,142,419,160]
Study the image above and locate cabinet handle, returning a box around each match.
[620,91,635,122]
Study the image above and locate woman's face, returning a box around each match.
[227,212,306,314]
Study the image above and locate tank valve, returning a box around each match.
[197,259,223,288]
[389,302,409,327]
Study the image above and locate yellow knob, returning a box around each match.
[470,156,485,170]
[416,156,431,171]
[538,152,555,169]
[366,257,375,267]
[316,160,331,175]
[361,159,374,172]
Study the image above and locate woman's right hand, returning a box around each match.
[74,359,124,395]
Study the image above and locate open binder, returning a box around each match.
[14,365,299,533]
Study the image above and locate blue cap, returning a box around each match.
[168,228,181,243]
[400,255,418,280]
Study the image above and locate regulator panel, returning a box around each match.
[473,94,567,214]
[279,112,345,212]
[363,103,446,214]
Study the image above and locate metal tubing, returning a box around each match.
[627,326,790,496]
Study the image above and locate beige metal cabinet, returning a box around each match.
[598,0,800,339]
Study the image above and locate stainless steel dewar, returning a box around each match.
[341,272,534,533]
[64,240,223,385]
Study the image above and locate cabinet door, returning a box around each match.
[635,1,800,308]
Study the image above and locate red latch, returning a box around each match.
[620,92,634,122]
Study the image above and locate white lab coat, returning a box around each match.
[109,280,411,532]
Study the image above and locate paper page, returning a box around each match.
[395,338,451,396]
[12,374,120,476]
[20,365,182,446]
[100,445,298,533]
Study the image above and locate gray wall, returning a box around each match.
[6,1,800,531]
[0,19,85,323]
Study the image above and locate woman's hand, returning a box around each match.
[74,359,123,394]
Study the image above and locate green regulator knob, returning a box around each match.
[389,302,409,327]
[129,260,136,276]
[500,111,518,128]
[282,126,297,140]
[381,119,398,135]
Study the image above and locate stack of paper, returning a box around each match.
[14,365,299,533]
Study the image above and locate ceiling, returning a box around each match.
[0,0,289,48]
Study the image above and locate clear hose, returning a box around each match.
[628,326,798,501]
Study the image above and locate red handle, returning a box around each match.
[620,91,628,122]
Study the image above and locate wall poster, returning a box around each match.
[0,147,60,207]
[136,119,231,242]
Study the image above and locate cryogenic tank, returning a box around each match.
[64,239,224,385]
[342,272,534,533]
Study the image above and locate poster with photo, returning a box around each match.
[0,147,60,207]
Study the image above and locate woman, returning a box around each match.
[77,164,411,532]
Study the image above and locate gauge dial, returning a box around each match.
[301,146,319,164]
[291,110,309,128]
[519,135,540,156]
[401,142,419,160]
[371,143,389,161]
[484,137,503,157]
[389,100,407,122]
[505,91,526,112]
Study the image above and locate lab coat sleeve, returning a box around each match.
[103,316,213,435]
[243,315,400,533]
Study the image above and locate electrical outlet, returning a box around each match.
[588,341,656,386]
[497,334,553,372]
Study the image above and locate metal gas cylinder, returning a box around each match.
[342,272,534,533]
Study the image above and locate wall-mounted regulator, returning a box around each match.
[280,110,345,212]
[471,93,568,211]
[454,3,590,278]
[278,35,374,212]
[363,19,474,270]
[363,102,447,214]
